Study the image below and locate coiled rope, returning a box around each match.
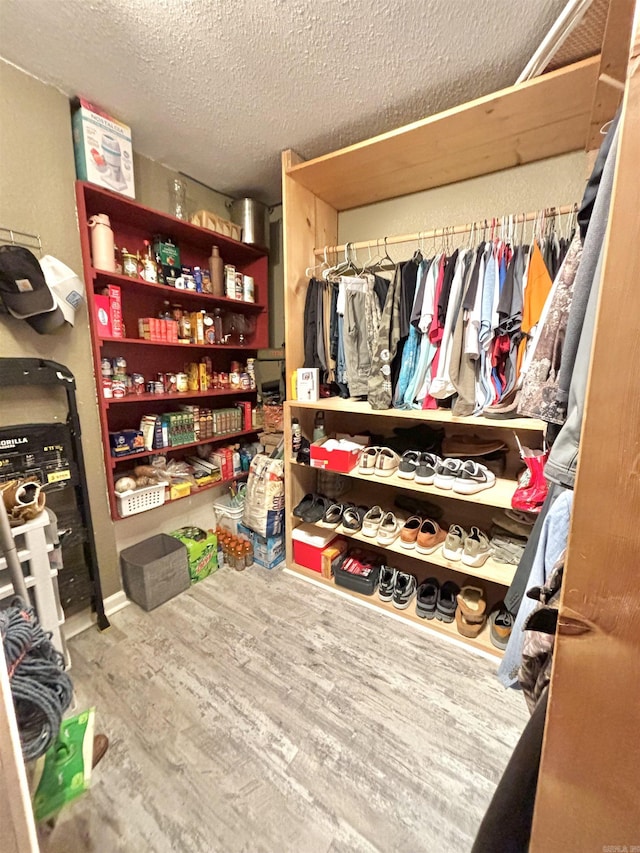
[1,597,73,761]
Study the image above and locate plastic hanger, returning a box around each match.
[305,246,330,278]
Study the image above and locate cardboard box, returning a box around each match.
[108,285,123,337]
[72,97,135,199]
[109,429,144,457]
[94,294,112,337]
[310,435,368,473]
[169,527,217,583]
[237,524,284,570]
[296,368,319,402]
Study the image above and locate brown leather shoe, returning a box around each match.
[415,519,446,555]
[442,434,507,457]
[399,515,422,549]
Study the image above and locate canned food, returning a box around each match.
[102,378,113,398]
[112,380,126,399]
[165,373,178,393]
[176,372,189,392]
[132,373,145,395]
[153,381,164,394]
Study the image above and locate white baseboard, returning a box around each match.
[104,589,130,616]
[63,590,130,639]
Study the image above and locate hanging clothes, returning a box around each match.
[517,242,553,376]
[517,234,582,421]
[429,250,469,400]
[368,264,402,410]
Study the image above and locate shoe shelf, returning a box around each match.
[288,397,544,432]
[288,561,500,657]
[304,520,516,588]
[289,460,517,509]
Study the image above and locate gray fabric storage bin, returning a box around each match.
[120,534,190,611]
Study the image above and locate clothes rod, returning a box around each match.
[314,204,577,257]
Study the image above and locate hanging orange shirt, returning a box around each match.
[517,242,553,374]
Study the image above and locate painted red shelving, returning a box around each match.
[110,428,259,466]
[75,181,269,520]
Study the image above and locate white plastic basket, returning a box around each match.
[117,483,166,517]
[212,493,245,534]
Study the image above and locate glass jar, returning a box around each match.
[170,177,187,220]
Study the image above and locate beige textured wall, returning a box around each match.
[338,151,588,247]
[0,59,121,597]
[133,153,231,221]
[0,59,235,598]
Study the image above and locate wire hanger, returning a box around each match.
[381,236,395,266]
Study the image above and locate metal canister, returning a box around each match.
[176,372,189,392]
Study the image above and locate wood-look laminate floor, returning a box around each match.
[46,565,528,853]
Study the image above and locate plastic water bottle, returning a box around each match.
[313,411,326,442]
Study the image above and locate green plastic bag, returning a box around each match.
[32,707,95,822]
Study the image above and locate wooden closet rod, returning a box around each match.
[313,203,578,257]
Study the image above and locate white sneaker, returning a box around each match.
[377,511,402,545]
[452,460,496,495]
[433,458,463,489]
[361,505,384,537]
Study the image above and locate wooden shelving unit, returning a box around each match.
[290,459,518,510]
[288,562,499,656]
[283,11,640,842]
[300,519,517,588]
[288,396,544,431]
[76,181,268,520]
[281,55,614,660]
[287,56,599,210]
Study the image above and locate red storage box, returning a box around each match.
[292,523,338,573]
[310,435,368,473]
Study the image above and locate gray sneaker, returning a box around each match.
[461,526,492,568]
[442,524,467,561]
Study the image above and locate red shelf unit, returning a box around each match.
[75,181,269,520]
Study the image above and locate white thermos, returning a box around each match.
[88,214,116,271]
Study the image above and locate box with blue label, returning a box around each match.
[237,523,284,569]
[72,97,135,198]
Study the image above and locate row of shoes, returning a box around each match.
[294,493,532,568]
[378,569,513,649]
[317,499,496,569]
[357,447,496,495]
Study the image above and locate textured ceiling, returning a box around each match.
[0,0,569,204]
